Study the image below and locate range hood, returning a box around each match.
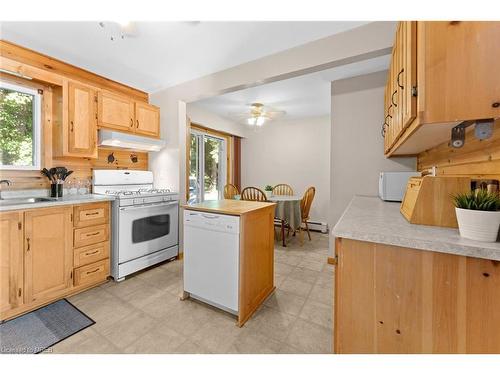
[98,130,165,152]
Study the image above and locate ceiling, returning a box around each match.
[194,54,391,122]
[0,21,369,93]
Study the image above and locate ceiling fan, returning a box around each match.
[98,21,139,41]
[231,103,286,127]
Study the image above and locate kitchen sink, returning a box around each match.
[0,197,58,206]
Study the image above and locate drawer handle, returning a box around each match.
[86,268,100,275]
[130,118,133,127]
[85,211,100,216]
[85,250,100,256]
[86,231,101,237]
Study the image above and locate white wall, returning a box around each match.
[150,22,396,204]
[329,71,416,255]
[241,116,331,223]
[187,103,248,138]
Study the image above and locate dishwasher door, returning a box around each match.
[183,210,240,313]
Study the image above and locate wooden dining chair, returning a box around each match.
[297,186,316,244]
[241,186,268,202]
[272,183,294,196]
[223,183,240,199]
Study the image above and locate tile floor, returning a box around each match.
[50,232,333,354]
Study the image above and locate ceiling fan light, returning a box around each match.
[256,117,265,126]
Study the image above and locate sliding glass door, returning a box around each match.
[189,130,227,203]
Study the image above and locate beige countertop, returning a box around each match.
[183,199,276,216]
[0,194,115,212]
[333,195,500,261]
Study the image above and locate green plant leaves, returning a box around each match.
[453,189,500,211]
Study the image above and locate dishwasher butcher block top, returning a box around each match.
[182,200,276,327]
[182,199,276,216]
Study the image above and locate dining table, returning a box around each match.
[234,194,302,247]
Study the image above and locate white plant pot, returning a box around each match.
[265,191,272,199]
[455,207,500,242]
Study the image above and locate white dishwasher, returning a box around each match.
[183,210,240,314]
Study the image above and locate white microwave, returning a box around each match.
[379,171,420,202]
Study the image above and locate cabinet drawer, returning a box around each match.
[74,224,109,248]
[74,241,109,268]
[74,202,109,228]
[74,259,109,287]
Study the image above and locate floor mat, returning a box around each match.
[0,299,95,354]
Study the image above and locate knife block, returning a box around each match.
[400,176,471,228]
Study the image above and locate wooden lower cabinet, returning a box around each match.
[0,202,110,322]
[0,211,24,315]
[24,206,73,304]
[334,238,500,353]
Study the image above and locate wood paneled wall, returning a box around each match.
[1,149,148,190]
[0,41,149,191]
[417,119,500,180]
[0,40,148,101]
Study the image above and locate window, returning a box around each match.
[189,129,227,204]
[0,81,41,170]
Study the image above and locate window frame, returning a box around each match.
[0,80,42,171]
[189,128,227,203]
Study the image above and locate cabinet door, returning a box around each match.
[0,211,24,316]
[135,102,160,137]
[68,82,97,157]
[423,21,500,122]
[401,21,417,130]
[98,91,135,131]
[383,75,392,154]
[24,207,73,303]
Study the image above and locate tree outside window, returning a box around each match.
[0,82,41,170]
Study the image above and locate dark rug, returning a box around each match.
[0,299,95,354]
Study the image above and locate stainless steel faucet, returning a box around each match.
[0,179,11,200]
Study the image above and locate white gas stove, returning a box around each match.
[93,170,179,281]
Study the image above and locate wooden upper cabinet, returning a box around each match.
[422,21,500,123]
[135,102,160,137]
[0,212,24,316]
[24,206,73,303]
[98,90,135,132]
[383,21,417,154]
[401,21,417,130]
[68,81,97,157]
[384,21,499,156]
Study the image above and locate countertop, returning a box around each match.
[183,199,276,216]
[332,195,500,261]
[0,194,115,212]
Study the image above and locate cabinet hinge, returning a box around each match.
[411,86,418,97]
[18,221,22,230]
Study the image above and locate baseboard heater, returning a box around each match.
[274,220,329,233]
[305,220,329,233]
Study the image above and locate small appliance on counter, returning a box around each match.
[92,170,179,281]
[379,171,420,202]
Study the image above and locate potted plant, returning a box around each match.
[453,189,500,242]
[264,185,273,198]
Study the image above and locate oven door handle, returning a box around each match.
[119,201,179,211]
